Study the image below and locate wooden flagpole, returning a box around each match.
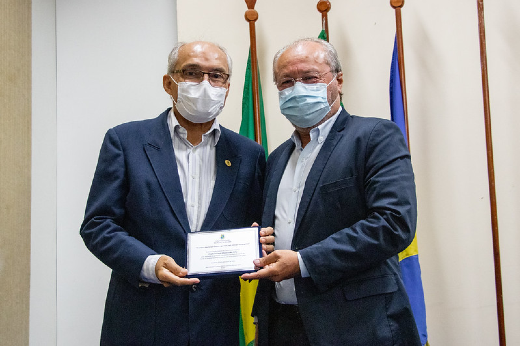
[244,0,262,145]
[317,0,331,41]
[244,4,262,345]
[390,0,410,149]
[476,1,506,344]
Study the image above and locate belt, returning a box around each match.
[271,300,301,317]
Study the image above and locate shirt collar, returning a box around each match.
[168,109,221,146]
[290,107,342,150]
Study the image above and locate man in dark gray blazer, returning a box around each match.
[242,38,421,345]
[81,41,265,346]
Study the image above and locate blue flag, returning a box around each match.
[390,38,408,147]
[390,36,429,346]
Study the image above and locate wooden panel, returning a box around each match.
[0,0,32,345]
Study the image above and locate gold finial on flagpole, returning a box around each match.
[244,0,258,22]
[390,0,404,9]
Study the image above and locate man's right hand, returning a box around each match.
[251,222,275,253]
[155,255,200,287]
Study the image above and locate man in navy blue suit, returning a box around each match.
[242,38,421,345]
[81,41,265,346]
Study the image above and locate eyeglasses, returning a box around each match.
[276,71,332,90]
[172,69,230,87]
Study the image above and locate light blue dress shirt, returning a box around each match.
[274,109,340,304]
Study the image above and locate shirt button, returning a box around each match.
[288,220,293,224]
[191,284,198,292]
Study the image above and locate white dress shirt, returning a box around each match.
[140,110,221,283]
[274,110,340,304]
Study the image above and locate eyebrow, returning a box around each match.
[181,63,227,73]
[280,69,321,78]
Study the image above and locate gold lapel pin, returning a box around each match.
[225,160,231,167]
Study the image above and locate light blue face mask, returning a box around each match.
[278,76,337,128]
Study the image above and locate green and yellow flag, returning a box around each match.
[239,50,268,157]
[238,49,268,346]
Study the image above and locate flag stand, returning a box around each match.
[476,0,506,344]
[390,0,410,149]
[244,0,262,145]
[317,0,331,42]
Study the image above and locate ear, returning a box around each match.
[163,74,175,96]
[223,81,231,105]
[335,71,343,91]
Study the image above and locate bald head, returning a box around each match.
[167,41,232,78]
[273,38,341,84]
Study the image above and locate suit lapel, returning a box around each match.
[293,110,349,235]
[262,141,294,227]
[200,129,240,232]
[144,111,191,233]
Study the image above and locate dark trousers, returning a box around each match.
[268,300,311,346]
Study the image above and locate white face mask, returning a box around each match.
[170,77,227,124]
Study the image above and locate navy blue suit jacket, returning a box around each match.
[81,109,265,346]
[254,109,421,346]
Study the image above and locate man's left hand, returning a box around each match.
[241,250,300,282]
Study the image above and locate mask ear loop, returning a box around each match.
[169,75,179,106]
[330,94,340,108]
[326,73,337,87]
[327,74,340,108]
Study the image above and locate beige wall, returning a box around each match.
[178,0,520,345]
[24,1,519,345]
[0,0,32,345]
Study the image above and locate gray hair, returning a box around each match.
[167,41,233,79]
[272,37,342,83]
